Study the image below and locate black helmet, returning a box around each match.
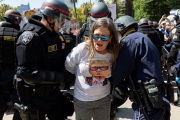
[153,21,158,28]
[40,0,71,32]
[89,2,111,20]
[170,9,180,16]
[4,9,22,23]
[114,15,137,32]
[40,0,69,19]
[138,18,148,25]
[148,20,153,25]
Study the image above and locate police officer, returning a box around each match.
[153,21,159,29]
[168,15,180,61]
[138,18,164,54]
[113,15,170,120]
[167,15,180,106]
[14,0,73,119]
[61,25,76,90]
[173,49,180,106]
[0,9,22,120]
[76,2,112,44]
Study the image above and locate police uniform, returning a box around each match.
[76,23,90,44]
[14,14,72,120]
[168,23,180,106]
[0,21,20,119]
[168,22,180,60]
[62,31,76,89]
[174,49,180,106]
[111,29,170,120]
[63,32,76,55]
[138,24,164,53]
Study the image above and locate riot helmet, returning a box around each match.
[40,0,71,32]
[114,15,137,33]
[170,9,180,16]
[138,18,148,26]
[148,20,153,27]
[88,2,111,29]
[153,21,158,28]
[4,9,22,24]
[89,2,111,21]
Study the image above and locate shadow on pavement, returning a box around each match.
[116,107,134,119]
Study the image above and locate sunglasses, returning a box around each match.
[90,66,109,71]
[92,34,109,41]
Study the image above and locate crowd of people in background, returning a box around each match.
[0,0,180,120]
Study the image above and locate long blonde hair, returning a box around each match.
[86,17,119,63]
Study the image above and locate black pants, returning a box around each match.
[0,67,15,120]
[16,86,67,120]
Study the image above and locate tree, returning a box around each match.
[116,0,125,18]
[125,0,134,16]
[0,4,14,21]
[133,0,171,22]
[70,0,78,18]
[167,0,180,9]
[69,2,93,27]
[82,2,89,20]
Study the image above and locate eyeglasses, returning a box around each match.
[90,66,109,71]
[92,34,109,41]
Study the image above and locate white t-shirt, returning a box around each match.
[65,42,112,101]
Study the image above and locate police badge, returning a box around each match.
[21,31,34,45]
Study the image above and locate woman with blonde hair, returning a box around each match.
[65,17,119,120]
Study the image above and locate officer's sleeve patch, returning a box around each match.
[21,31,34,45]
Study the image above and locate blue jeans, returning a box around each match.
[74,95,111,120]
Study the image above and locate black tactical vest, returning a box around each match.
[63,32,76,55]
[0,21,19,67]
[138,25,161,49]
[170,23,180,43]
[19,23,65,71]
[77,23,90,44]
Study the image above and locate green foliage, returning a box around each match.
[117,0,125,18]
[0,4,15,21]
[167,0,180,9]
[69,2,93,27]
[133,0,173,22]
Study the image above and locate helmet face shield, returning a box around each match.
[87,17,97,30]
[62,19,71,34]
[54,13,70,31]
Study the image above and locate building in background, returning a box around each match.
[17,3,30,15]
[17,3,30,27]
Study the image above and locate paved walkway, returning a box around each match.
[3,98,180,120]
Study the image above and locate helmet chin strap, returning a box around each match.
[49,22,55,30]
[43,14,55,31]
